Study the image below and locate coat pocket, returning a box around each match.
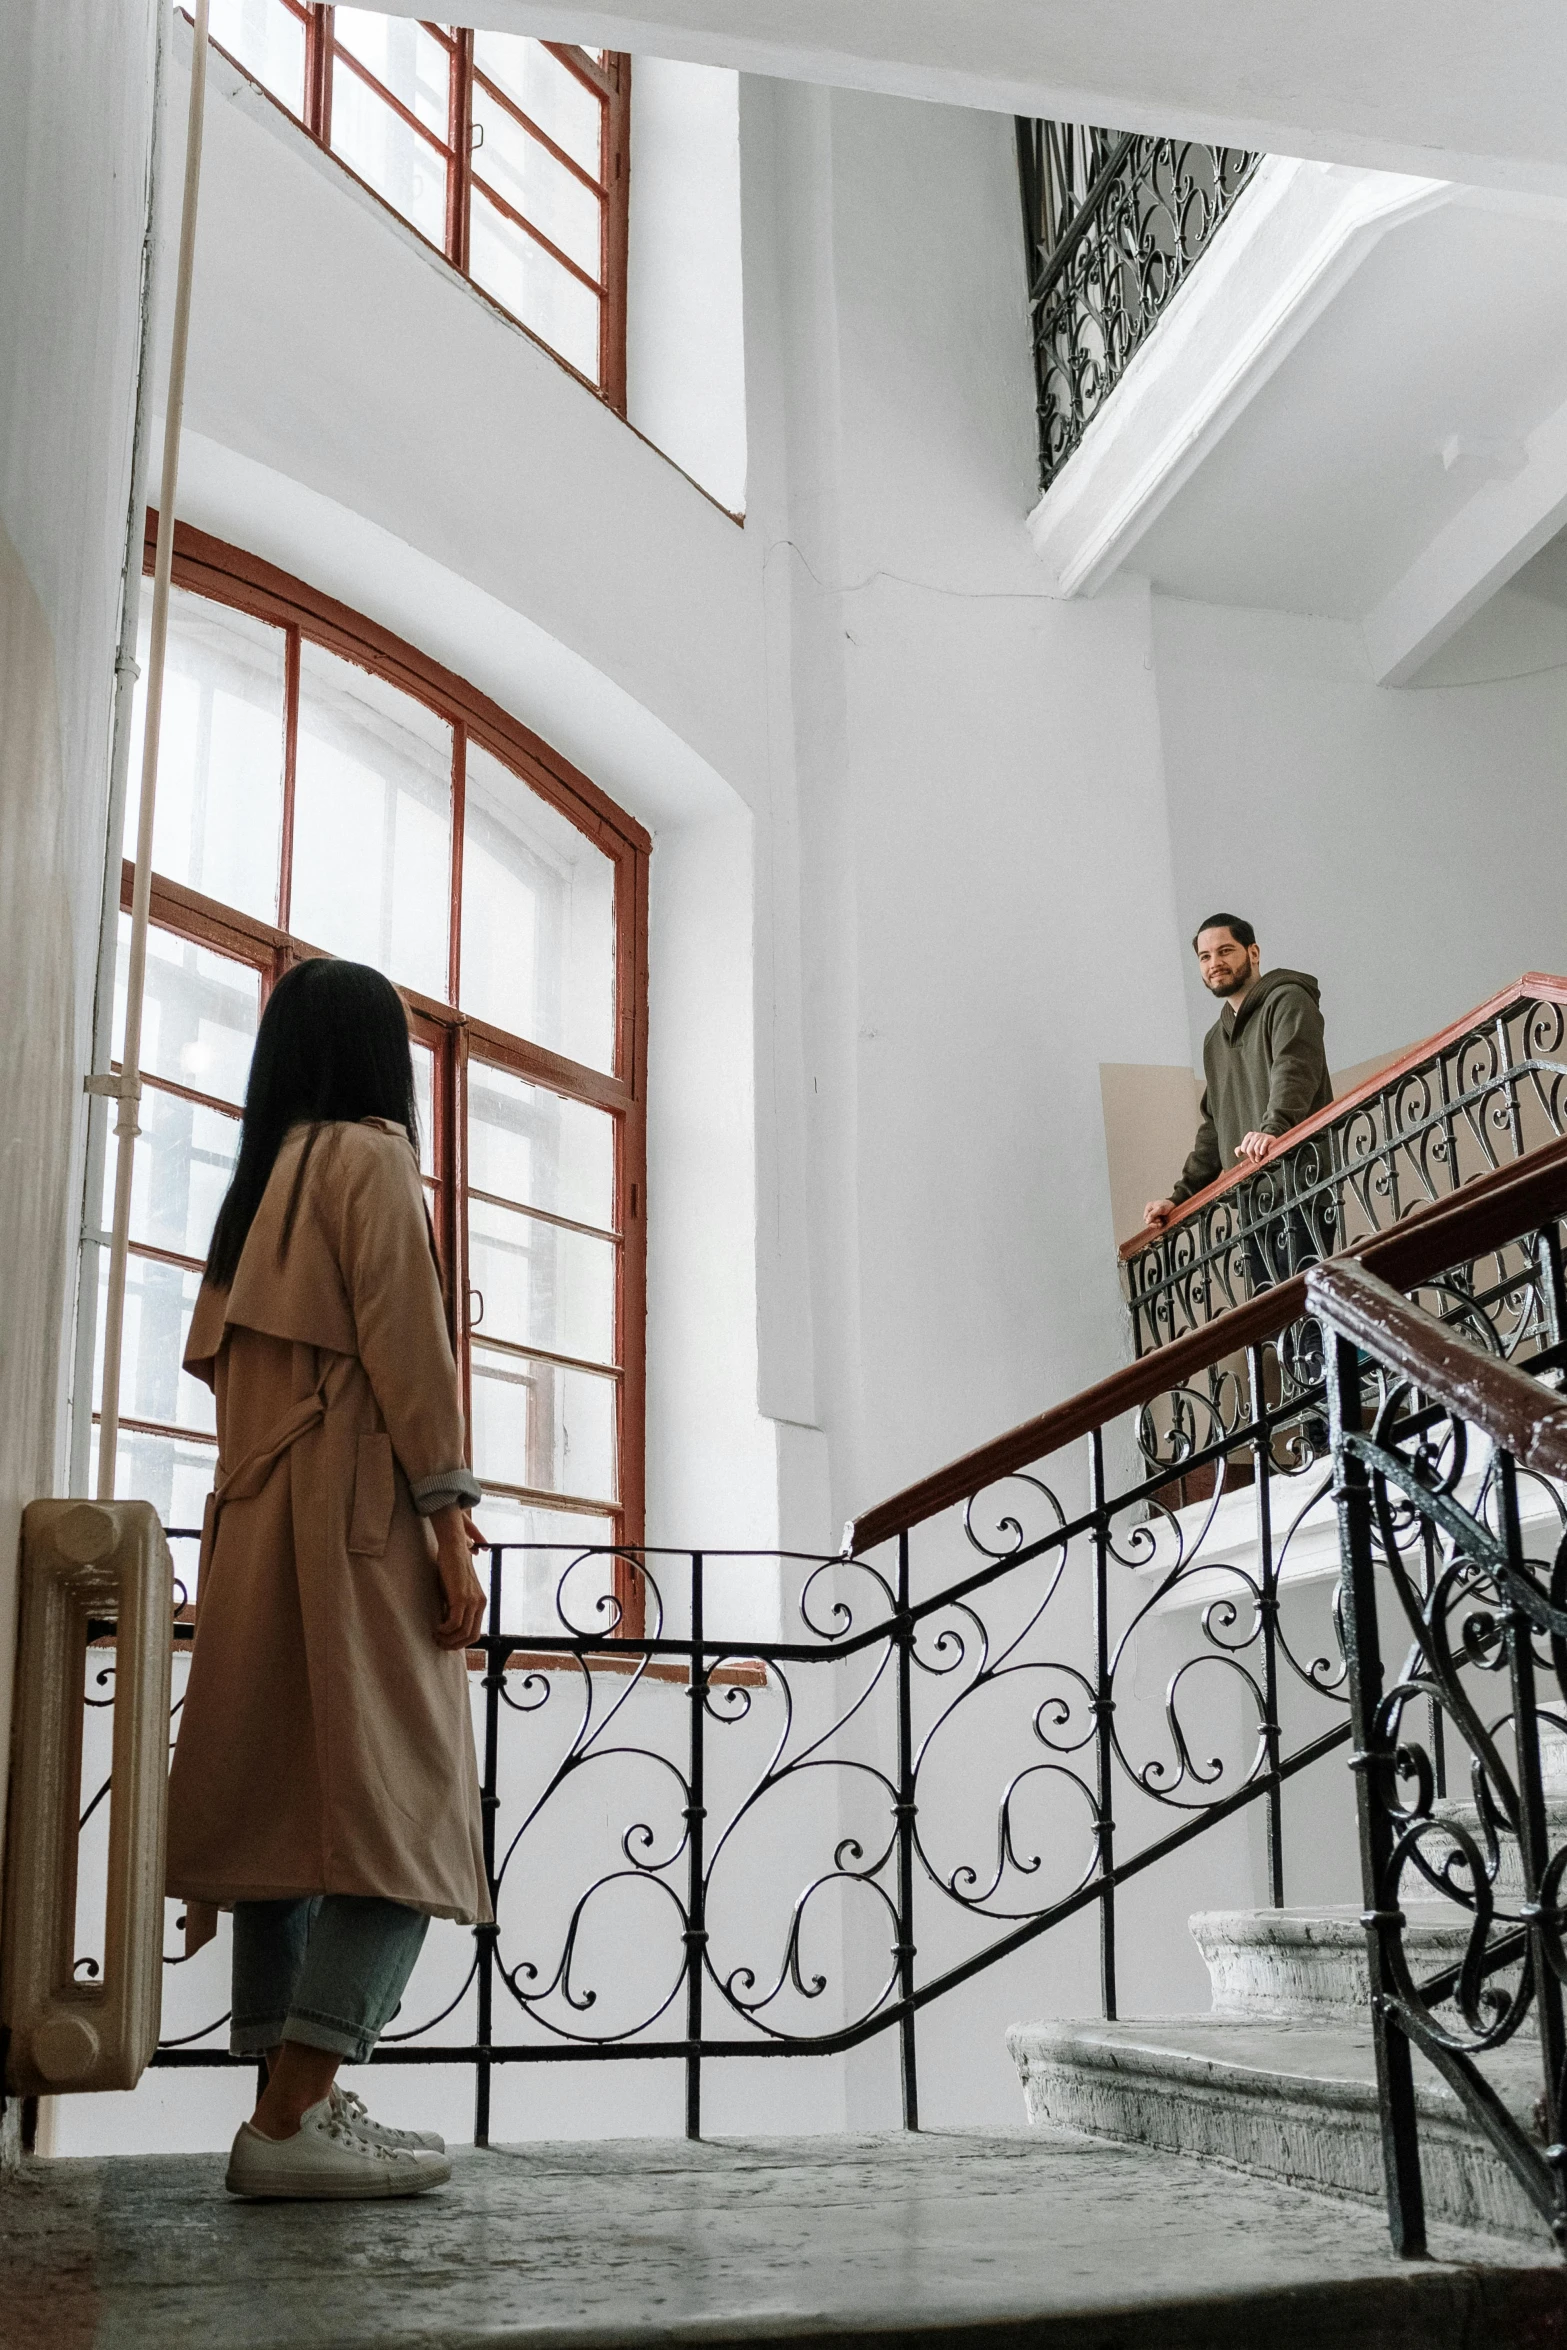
[348,1431,396,1557]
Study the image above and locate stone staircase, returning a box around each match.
[1010,1899,1554,2246]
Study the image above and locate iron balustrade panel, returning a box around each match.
[1317,1282,1567,2255]
[1124,991,1567,1361]
[1018,118,1259,490]
[59,1215,1567,2148]
[61,1222,1567,2145]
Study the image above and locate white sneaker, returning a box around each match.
[331,2084,445,2154]
[225,2096,452,2200]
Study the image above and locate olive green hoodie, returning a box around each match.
[1169,968,1332,1205]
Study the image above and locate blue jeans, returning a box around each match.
[231,1896,429,2065]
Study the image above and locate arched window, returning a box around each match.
[89,520,648,1612]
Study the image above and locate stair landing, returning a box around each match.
[4,2127,1564,2350]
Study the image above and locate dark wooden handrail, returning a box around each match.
[1118,971,1567,1264]
[847,1129,1567,1553]
[1306,1257,1567,1487]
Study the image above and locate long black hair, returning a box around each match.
[206,957,419,1287]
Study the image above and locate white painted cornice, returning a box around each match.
[1025,158,1451,601]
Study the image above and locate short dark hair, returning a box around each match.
[1192,912,1256,953]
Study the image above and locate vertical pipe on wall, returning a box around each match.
[69,0,168,1500]
[96,0,210,1500]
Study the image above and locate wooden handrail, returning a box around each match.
[848,1130,1567,1553]
[1119,971,1567,1264]
[1306,1256,1567,1486]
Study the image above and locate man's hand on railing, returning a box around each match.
[1234,1131,1274,1164]
[1143,1197,1177,1228]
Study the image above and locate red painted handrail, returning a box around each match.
[1118,971,1567,1263]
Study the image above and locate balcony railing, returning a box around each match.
[1017,119,1259,489]
[64,1137,1567,2162]
[1122,977,1567,1372]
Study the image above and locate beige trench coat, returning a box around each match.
[166,1118,490,1927]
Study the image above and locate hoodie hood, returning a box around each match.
[1226,967,1320,1039]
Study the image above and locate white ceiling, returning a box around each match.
[1131,193,1567,620]
[373,0,1567,194]
[1510,523,1567,610]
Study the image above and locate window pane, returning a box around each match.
[94,1253,215,1439]
[460,744,614,1068]
[478,1495,617,1640]
[106,1087,241,1265]
[469,191,601,381]
[471,90,602,280]
[208,0,306,113]
[412,1039,436,1178]
[469,1198,615,1367]
[93,1426,217,1556]
[467,1062,614,1230]
[330,32,449,245]
[113,919,261,1108]
[126,582,286,922]
[292,644,452,1000]
[471,1344,617,1504]
[472,35,602,176]
[334,9,451,138]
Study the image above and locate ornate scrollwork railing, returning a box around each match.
[1316,1255,1567,2256]
[1017,117,1259,489]
[56,1139,1554,2158]
[1122,978,1567,1368]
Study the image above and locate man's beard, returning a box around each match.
[1205,965,1251,998]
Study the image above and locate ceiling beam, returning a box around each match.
[380,3,1567,196]
[1363,398,1567,685]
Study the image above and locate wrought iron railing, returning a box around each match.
[1017,117,1259,489]
[1316,1253,1567,2256]
[1123,977,1567,1366]
[68,1138,1567,2152]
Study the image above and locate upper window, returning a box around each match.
[200,6,630,403]
[93,521,649,1632]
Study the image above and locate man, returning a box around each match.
[1144,914,1332,1237]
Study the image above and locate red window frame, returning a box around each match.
[194,7,630,410]
[121,516,650,1625]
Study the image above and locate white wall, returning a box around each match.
[0,0,157,2153]
[1150,592,1567,1073]
[627,59,748,513]
[743,78,1193,1529]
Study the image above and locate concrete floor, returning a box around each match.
[3,2125,1564,2350]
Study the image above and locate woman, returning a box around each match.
[166,957,489,2200]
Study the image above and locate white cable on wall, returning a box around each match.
[96,0,211,1502]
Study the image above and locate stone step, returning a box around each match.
[6,2129,1563,2350]
[1437,1796,1567,1898]
[1009,2016,1552,2245]
[1191,1905,1475,2021]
